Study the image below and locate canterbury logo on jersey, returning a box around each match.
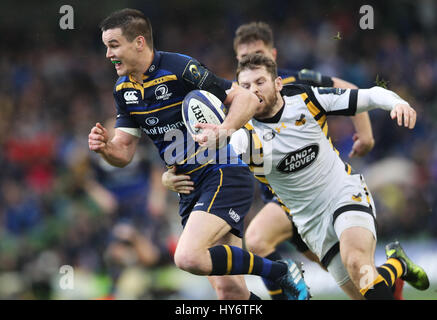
[124,91,139,104]
[277,144,319,173]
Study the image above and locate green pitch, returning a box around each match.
[312,283,437,300]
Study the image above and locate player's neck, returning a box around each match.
[130,49,154,84]
[265,95,285,119]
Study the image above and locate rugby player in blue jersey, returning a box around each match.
[88,9,309,300]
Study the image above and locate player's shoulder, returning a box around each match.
[158,50,195,71]
[114,75,131,91]
[281,83,312,97]
[112,76,132,103]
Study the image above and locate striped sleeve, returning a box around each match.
[309,86,358,116]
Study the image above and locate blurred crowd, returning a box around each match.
[0,0,435,299]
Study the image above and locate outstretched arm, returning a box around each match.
[356,86,416,129]
[312,85,416,129]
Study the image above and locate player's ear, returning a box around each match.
[275,76,283,91]
[135,35,147,51]
[271,48,278,60]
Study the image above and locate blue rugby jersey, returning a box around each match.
[113,50,246,183]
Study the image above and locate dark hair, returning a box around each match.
[233,22,274,53]
[236,53,278,81]
[100,8,153,48]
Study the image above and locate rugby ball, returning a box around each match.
[182,90,227,136]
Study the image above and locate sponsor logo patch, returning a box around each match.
[145,117,159,126]
[277,144,319,173]
[124,91,139,104]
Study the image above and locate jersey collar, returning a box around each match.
[254,99,285,123]
[143,49,161,77]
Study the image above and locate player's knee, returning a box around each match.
[343,250,371,276]
[174,248,207,275]
[244,231,269,256]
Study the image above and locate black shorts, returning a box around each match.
[178,165,254,238]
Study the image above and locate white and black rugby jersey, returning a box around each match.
[246,84,358,222]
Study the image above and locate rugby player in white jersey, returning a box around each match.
[163,21,380,299]
[195,53,429,299]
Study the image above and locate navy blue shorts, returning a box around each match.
[179,165,254,238]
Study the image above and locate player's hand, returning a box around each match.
[390,103,416,129]
[193,123,230,148]
[348,133,375,158]
[162,166,194,194]
[89,122,109,153]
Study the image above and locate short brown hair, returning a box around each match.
[236,53,278,81]
[100,8,153,48]
[233,22,274,53]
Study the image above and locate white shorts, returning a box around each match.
[298,174,377,283]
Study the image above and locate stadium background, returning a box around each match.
[0,0,436,299]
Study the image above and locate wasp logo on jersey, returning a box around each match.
[277,144,319,173]
[352,193,362,202]
[295,114,306,126]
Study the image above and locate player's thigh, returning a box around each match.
[246,202,292,247]
[177,210,232,253]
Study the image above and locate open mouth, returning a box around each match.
[112,60,122,68]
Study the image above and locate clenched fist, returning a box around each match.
[88,122,109,153]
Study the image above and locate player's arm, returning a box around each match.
[356,87,416,128]
[180,59,260,146]
[311,86,416,129]
[298,69,375,157]
[193,83,260,146]
[221,83,260,131]
[88,122,140,167]
[331,77,374,157]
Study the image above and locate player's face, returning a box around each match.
[236,40,277,62]
[102,28,142,77]
[238,67,283,119]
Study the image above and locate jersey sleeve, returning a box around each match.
[307,86,358,116]
[229,128,249,156]
[181,57,232,102]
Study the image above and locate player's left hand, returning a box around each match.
[349,133,375,158]
[193,123,230,148]
[390,103,416,129]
